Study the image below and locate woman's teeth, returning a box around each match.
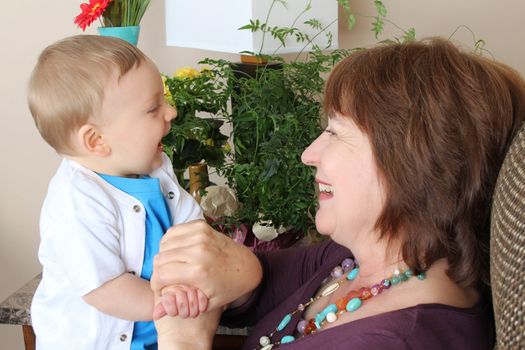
[319,183,333,194]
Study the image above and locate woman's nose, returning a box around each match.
[301,135,321,166]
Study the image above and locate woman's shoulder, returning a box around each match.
[403,300,493,348]
[358,300,493,349]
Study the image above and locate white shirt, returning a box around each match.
[31,154,203,350]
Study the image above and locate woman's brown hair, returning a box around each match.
[324,38,525,288]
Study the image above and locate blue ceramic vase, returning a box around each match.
[97,26,140,46]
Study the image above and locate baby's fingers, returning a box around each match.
[160,293,179,318]
[171,288,191,318]
[183,287,201,318]
[153,302,168,320]
[197,288,209,313]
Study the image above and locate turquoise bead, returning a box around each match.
[322,304,338,316]
[399,273,408,282]
[405,269,414,277]
[417,272,426,280]
[315,312,325,325]
[346,297,362,312]
[391,276,400,285]
[314,303,338,327]
[347,267,359,281]
[277,314,292,331]
[281,335,295,344]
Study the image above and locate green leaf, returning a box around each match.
[239,50,256,55]
[258,158,280,181]
[372,17,384,38]
[374,0,387,17]
[403,28,416,42]
[238,24,253,31]
[348,13,356,30]
[304,19,322,30]
[338,0,350,12]
[378,38,396,45]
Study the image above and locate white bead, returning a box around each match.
[320,282,340,297]
[261,345,273,350]
[260,336,270,346]
[326,312,337,323]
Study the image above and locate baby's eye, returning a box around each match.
[324,128,336,136]
[147,105,160,114]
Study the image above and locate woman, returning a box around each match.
[152,38,525,349]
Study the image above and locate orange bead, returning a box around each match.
[304,320,317,335]
[335,297,349,311]
[359,287,372,300]
[346,290,360,300]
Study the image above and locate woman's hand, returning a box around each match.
[152,221,262,311]
[155,296,221,350]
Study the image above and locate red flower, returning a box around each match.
[74,0,112,31]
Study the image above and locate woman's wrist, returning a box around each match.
[157,332,213,350]
[155,307,222,350]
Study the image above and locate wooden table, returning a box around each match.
[0,274,39,350]
[0,274,248,350]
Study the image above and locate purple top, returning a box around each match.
[222,240,493,350]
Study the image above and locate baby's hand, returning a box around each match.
[153,285,208,320]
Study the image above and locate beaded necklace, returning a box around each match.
[255,258,426,350]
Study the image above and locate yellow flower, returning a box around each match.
[161,75,175,106]
[174,66,200,79]
[223,142,232,154]
[203,138,215,147]
[161,75,170,96]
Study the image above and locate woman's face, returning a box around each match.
[301,115,385,246]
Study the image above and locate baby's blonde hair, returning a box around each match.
[28,35,147,154]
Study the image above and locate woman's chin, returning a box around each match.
[314,217,333,237]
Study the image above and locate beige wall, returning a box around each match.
[1,0,523,348]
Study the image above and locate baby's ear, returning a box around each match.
[77,123,111,157]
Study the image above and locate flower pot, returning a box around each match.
[97,26,140,46]
[207,217,304,252]
[188,163,209,203]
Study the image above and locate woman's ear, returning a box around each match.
[77,124,111,156]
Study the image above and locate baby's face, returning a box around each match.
[95,60,177,177]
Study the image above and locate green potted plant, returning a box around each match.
[74,0,151,45]
[163,0,414,249]
[211,1,388,248]
[161,63,232,192]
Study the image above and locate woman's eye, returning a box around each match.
[324,128,335,136]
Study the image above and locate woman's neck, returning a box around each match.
[344,236,406,284]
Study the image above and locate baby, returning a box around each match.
[28,35,206,349]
